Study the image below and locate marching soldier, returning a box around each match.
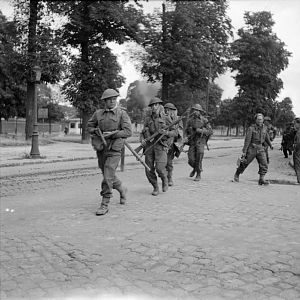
[185,104,213,181]
[164,102,183,186]
[263,116,277,164]
[281,122,295,158]
[234,113,273,185]
[140,97,177,196]
[293,117,300,184]
[87,88,132,216]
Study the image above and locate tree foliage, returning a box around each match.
[136,0,232,105]
[59,0,145,140]
[228,11,291,125]
[0,10,27,133]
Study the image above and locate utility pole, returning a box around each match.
[206,51,212,113]
[30,65,42,158]
[161,0,168,101]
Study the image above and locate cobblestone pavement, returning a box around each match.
[1,140,300,300]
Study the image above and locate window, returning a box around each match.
[70,123,75,128]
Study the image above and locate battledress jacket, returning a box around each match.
[185,115,213,145]
[142,111,177,149]
[87,106,132,152]
[242,124,272,154]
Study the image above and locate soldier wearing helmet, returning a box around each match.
[281,122,296,158]
[293,117,300,183]
[263,116,277,164]
[234,113,273,185]
[164,102,183,186]
[185,104,213,181]
[140,97,177,196]
[87,88,132,216]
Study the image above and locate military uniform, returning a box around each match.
[141,98,177,195]
[281,123,295,158]
[235,122,272,184]
[264,117,277,164]
[293,120,300,183]
[185,104,213,181]
[87,89,132,215]
[164,103,183,186]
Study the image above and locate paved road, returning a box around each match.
[1,140,300,299]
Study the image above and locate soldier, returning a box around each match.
[185,104,213,181]
[234,113,273,185]
[164,102,183,186]
[281,122,295,158]
[87,88,132,216]
[293,118,300,184]
[140,97,177,196]
[263,116,277,164]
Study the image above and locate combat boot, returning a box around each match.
[96,198,109,216]
[162,178,168,192]
[152,185,159,196]
[115,185,127,205]
[194,172,201,181]
[233,170,240,182]
[258,176,269,185]
[189,168,196,177]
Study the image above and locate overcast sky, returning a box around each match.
[1,0,299,116]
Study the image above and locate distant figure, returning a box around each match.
[135,122,138,132]
[281,122,295,158]
[263,116,277,164]
[164,102,183,186]
[293,118,300,183]
[64,126,69,135]
[234,113,273,185]
[185,104,213,181]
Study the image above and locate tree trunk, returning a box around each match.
[0,117,2,134]
[81,111,90,143]
[25,0,39,140]
[235,125,239,136]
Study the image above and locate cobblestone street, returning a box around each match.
[1,139,300,299]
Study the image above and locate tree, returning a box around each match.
[228,11,291,125]
[0,11,27,133]
[13,0,65,139]
[135,0,232,110]
[273,97,295,129]
[59,1,145,141]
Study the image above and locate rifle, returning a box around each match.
[124,141,151,172]
[135,110,190,154]
[94,127,107,147]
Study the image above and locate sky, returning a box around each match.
[1,0,299,116]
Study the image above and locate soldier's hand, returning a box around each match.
[270,145,273,150]
[159,129,168,135]
[94,128,101,136]
[196,128,203,134]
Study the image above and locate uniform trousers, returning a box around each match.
[97,148,122,202]
[145,144,168,187]
[166,145,175,180]
[237,146,268,175]
[188,143,205,172]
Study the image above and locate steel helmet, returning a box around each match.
[148,97,163,106]
[191,104,205,112]
[264,116,271,121]
[101,89,119,100]
[164,102,177,110]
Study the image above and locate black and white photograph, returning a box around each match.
[1,0,300,299]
